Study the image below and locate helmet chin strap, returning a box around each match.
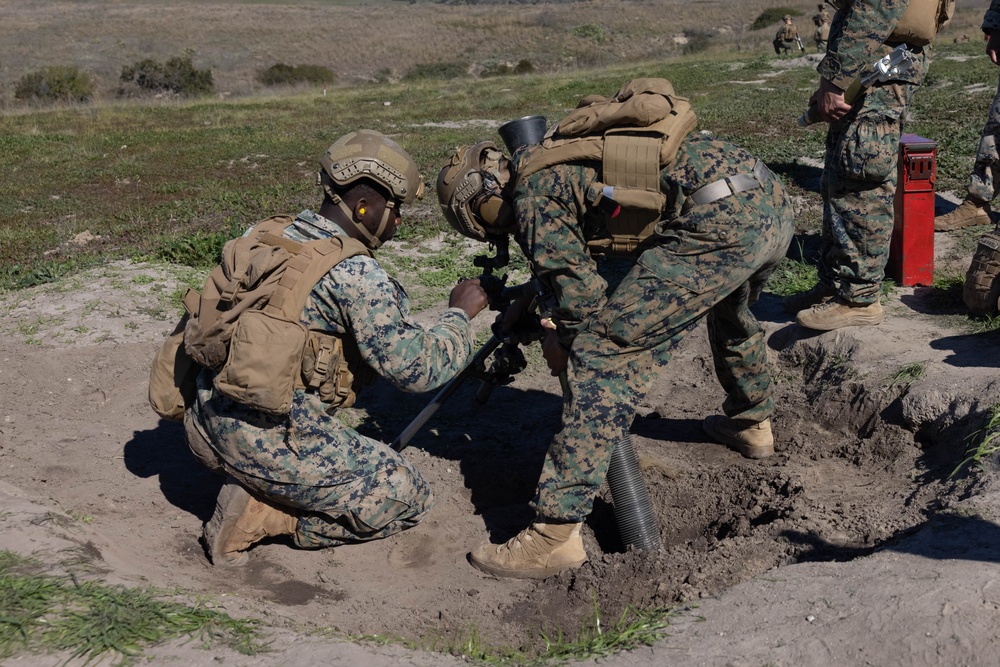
[325,186,394,250]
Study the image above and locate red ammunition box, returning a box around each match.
[887,133,936,287]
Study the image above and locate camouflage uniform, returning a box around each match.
[816,0,924,305]
[960,2,1000,205]
[185,210,475,547]
[814,5,833,53]
[510,134,794,521]
[774,20,801,55]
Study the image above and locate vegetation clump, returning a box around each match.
[118,55,214,97]
[14,66,94,103]
[752,7,802,30]
[480,59,535,77]
[573,23,608,43]
[258,63,336,87]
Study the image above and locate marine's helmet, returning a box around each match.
[783,14,792,20]
[319,130,424,248]
[436,141,514,242]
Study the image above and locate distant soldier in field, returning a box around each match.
[774,14,802,55]
[814,3,833,53]
[180,130,488,566]
[935,0,1000,231]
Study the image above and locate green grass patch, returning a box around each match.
[0,551,265,664]
[953,403,1000,477]
[348,598,677,665]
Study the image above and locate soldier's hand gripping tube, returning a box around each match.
[797,44,916,127]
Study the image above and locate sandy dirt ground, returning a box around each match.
[2,219,1000,666]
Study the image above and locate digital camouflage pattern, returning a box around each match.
[960,3,1000,204]
[815,0,921,305]
[186,210,475,547]
[986,0,1000,33]
[510,134,795,521]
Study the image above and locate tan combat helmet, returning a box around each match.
[319,129,424,249]
[436,141,514,242]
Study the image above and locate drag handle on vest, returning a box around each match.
[797,44,916,127]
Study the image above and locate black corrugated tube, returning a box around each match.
[606,433,661,552]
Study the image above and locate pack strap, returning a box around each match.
[682,160,770,213]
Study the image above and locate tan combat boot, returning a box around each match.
[796,297,883,331]
[703,416,774,459]
[469,521,587,579]
[935,198,991,232]
[782,283,836,314]
[203,478,298,567]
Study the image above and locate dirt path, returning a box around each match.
[2,255,1000,665]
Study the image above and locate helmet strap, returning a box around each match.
[321,173,391,250]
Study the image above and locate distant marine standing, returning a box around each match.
[774,15,803,55]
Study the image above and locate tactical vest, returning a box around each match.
[778,24,797,41]
[827,0,954,46]
[514,78,698,255]
[184,216,376,415]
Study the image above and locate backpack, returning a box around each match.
[148,288,203,422]
[149,215,374,419]
[514,78,698,255]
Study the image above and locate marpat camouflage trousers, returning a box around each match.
[531,173,795,521]
[186,373,432,548]
[966,71,1000,204]
[819,81,914,304]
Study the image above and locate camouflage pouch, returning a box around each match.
[964,229,1000,316]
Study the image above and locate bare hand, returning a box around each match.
[988,30,1000,66]
[541,328,568,376]
[449,279,488,319]
[809,78,851,123]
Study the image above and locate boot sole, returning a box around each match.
[203,480,253,567]
[703,417,774,459]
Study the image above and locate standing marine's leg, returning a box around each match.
[936,71,1000,231]
[797,83,912,330]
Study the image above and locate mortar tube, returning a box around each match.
[606,433,662,552]
[557,372,661,551]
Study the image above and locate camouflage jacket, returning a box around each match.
[510,134,761,351]
[984,0,1000,33]
[281,210,474,397]
[818,0,925,90]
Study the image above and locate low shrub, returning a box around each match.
[480,59,535,77]
[258,63,336,87]
[682,29,717,55]
[118,55,214,97]
[752,7,802,31]
[573,23,607,43]
[14,66,94,103]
